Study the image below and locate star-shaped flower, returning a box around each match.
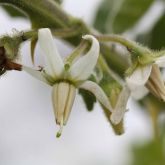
[126,56,165,100]
[23,28,113,136]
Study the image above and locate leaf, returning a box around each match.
[93,0,113,33]
[131,138,165,165]
[79,89,96,111]
[136,11,165,50]
[150,12,165,49]
[93,0,154,33]
[2,5,26,18]
[112,0,154,33]
[54,0,63,4]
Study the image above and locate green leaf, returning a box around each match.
[93,0,154,33]
[131,138,165,165]
[150,12,165,49]
[79,89,96,111]
[93,0,113,33]
[113,0,154,33]
[54,0,63,4]
[1,0,62,19]
[2,5,26,18]
[136,11,165,50]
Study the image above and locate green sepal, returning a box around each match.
[0,35,22,60]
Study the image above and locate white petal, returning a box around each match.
[130,85,149,100]
[155,56,165,67]
[69,35,100,81]
[79,81,113,112]
[126,65,152,86]
[38,28,64,77]
[23,66,49,84]
[110,86,130,125]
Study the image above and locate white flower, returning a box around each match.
[110,85,130,125]
[23,28,113,136]
[126,56,165,100]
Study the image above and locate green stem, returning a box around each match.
[95,34,151,55]
[98,55,124,85]
[0,0,128,74]
[16,26,83,42]
[0,0,72,28]
[65,40,88,64]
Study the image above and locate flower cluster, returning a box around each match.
[3,28,165,137]
[23,28,115,136]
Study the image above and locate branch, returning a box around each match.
[0,0,129,74]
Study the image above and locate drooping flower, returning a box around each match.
[23,28,113,137]
[126,55,165,101]
[110,85,130,125]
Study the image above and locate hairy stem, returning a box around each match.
[0,0,128,74]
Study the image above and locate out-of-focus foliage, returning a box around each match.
[93,0,113,33]
[2,5,26,18]
[1,0,62,18]
[150,12,165,49]
[130,137,165,165]
[137,12,165,50]
[94,0,154,33]
[79,89,96,111]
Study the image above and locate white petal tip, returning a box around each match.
[38,28,64,77]
[126,65,152,86]
[82,34,97,41]
[38,28,51,34]
[79,81,113,112]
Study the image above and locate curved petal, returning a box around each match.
[130,85,149,100]
[69,35,100,81]
[110,86,130,125]
[38,28,64,77]
[155,56,165,67]
[79,81,113,112]
[23,66,49,84]
[126,65,152,86]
